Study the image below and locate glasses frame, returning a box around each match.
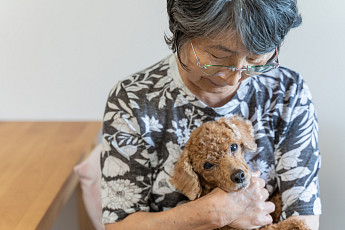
[190,42,280,76]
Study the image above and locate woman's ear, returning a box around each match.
[230,116,257,152]
[170,149,201,200]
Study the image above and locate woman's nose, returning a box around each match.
[221,59,248,85]
[219,70,243,86]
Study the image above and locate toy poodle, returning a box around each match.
[170,116,309,230]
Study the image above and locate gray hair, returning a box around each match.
[165,0,302,69]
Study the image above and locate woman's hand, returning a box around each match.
[194,171,275,229]
[104,171,275,230]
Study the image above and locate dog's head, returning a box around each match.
[170,116,257,200]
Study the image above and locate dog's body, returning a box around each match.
[170,116,309,230]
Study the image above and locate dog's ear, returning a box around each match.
[170,149,201,200]
[230,116,257,152]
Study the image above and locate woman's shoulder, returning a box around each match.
[260,65,303,85]
[245,66,313,112]
[251,65,308,96]
[121,55,172,84]
[107,55,173,93]
[106,54,182,112]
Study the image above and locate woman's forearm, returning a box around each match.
[105,199,219,230]
[288,215,319,230]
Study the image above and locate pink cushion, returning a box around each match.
[74,144,105,230]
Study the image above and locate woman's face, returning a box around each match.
[178,34,274,96]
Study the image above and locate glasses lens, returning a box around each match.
[203,65,236,76]
[203,63,277,76]
[246,64,276,75]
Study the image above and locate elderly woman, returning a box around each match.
[101,0,321,229]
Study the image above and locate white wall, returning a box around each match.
[280,1,345,229]
[0,0,170,120]
[1,0,344,229]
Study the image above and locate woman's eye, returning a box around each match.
[208,52,229,60]
[203,162,214,170]
[248,56,265,63]
[211,54,225,59]
[230,143,238,153]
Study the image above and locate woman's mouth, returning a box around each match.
[206,78,227,87]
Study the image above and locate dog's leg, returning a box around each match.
[268,191,282,223]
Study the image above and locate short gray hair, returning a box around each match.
[165,0,302,69]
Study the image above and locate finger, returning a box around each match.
[254,188,269,201]
[264,201,276,214]
[262,188,270,200]
[262,213,273,225]
[251,213,273,228]
[251,177,265,188]
[252,170,261,178]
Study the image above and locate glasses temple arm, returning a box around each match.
[190,42,203,68]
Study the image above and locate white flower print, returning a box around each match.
[244,148,257,164]
[185,109,193,117]
[299,181,318,202]
[282,186,305,210]
[111,116,139,135]
[102,135,112,158]
[152,170,175,196]
[174,94,189,107]
[153,75,171,89]
[183,128,191,138]
[136,176,144,181]
[142,115,163,133]
[175,128,182,138]
[313,197,322,214]
[170,118,192,146]
[164,141,182,175]
[179,118,188,127]
[194,119,202,127]
[102,210,119,223]
[299,84,312,105]
[256,159,268,172]
[281,211,287,221]
[276,148,303,171]
[103,156,130,177]
[102,179,142,210]
[292,211,300,216]
[280,167,311,182]
[110,137,138,160]
[251,159,269,181]
[282,182,319,211]
[284,82,297,102]
[167,107,205,146]
[267,164,276,181]
[237,82,249,100]
[240,101,249,117]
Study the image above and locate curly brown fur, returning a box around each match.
[171,116,310,230]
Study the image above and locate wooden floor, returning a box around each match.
[0,122,101,230]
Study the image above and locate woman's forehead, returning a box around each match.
[194,33,249,54]
[194,33,274,57]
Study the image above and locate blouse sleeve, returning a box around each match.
[101,82,153,224]
[274,77,322,219]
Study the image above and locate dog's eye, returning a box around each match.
[203,162,214,170]
[230,143,238,153]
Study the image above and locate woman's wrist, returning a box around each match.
[105,200,220,230]
[166,199,221,230]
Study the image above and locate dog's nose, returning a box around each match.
[230,169,246,183]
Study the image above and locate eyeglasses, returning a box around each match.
[190,42,279,76]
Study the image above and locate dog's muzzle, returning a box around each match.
[230,169,246,183]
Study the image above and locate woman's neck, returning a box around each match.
[183,79,240,108]
[176,57,240,108]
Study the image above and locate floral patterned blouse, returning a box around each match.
[100,54,322,224]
